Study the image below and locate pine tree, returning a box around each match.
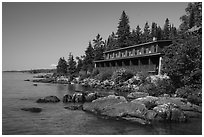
[163,18,171,40]
[56,57,67,75]
[106,32,118,50]
[135,25,142,44]
[156,26,163,40]
[83,41,95,73]
[142,22,151,42]
[151,22,157,39]
[116,11,131,48]
[67,52,76,76]
[76,56,83,73]
[93,34,105,61]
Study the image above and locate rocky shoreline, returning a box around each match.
[25,73,202,125]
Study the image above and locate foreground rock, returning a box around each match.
[36,96,60,103]
[83,95,151,125]
[21,107,42,113]
[82,95,201,125]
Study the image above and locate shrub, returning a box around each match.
[138,79,175,97]
[112,68,134,84]
[91,69,99,78]
[95,71,112,81]
[176,86,202,105]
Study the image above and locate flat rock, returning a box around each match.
[21,107,42,113]
[36,96,60,103]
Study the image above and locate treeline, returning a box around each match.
[56,8,178,76]
[56,2,202,91]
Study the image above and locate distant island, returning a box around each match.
[3,69,56,74]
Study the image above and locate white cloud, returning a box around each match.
[50,64,57,67]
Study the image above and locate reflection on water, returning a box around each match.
[2,72,202,135]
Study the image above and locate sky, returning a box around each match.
[2,2,188,71]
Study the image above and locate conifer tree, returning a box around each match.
[106,32,118,50]
[151,22,157,39]
[163,18,171,40]
[83,41,95,73]
[56,57,67,75]
[67,52,76,76]
[142,22,151,42]
[116,11,131,48]
[93,34,105,61]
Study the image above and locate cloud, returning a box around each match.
[50,64,57,67]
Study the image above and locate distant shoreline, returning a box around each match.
[3,69,56,74]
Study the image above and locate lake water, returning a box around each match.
[2,72,202,135]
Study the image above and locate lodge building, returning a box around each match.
[94,39,172,75]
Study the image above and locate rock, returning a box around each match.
[131,96,158,109]
[64,104,83,110]
[85,92,98,102]
[127,92,149,99]
[21,107,42,113]
[33,84,38,86]
[156,97,202,113]
[72,92,85,103]
[36,96,60,103]
[145,110,158,120]
[83,95,127,113]
[153,103,187,122]
[83,95,152,125]
[24,79,30,81]
[100,102,147,119]
[63,94,73,103]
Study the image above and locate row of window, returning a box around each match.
[105,45,158,60]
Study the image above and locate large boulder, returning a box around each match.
[83,95,127,113]
[36,96,60,103]
[83,95,151,125]
[127,92,149,99]
[72,92,85,103]
[21,107,42,113]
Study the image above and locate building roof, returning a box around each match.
[94,52,162,63]
[103,40,172,53]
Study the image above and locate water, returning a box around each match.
[2,72,202,135]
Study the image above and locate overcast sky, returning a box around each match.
[2,2,188,71]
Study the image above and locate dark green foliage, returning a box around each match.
[176,86,202,105]
[130,25,142,45]
[112,68,134,84]
[142,22,151,42]
[162,26,201,89]
[76,56,83,73]
[56,57,67,75]
[151,22,157,38]
[93,34,105,61]
[163,18,171,40]
[91,69,99,77]
[83,42,95,72]
[67,52,77,77]
[138,79,175,97]
[116,11,131,48]
[106,32,118,51]
[179,2,202,32]
[95,71,112,81]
